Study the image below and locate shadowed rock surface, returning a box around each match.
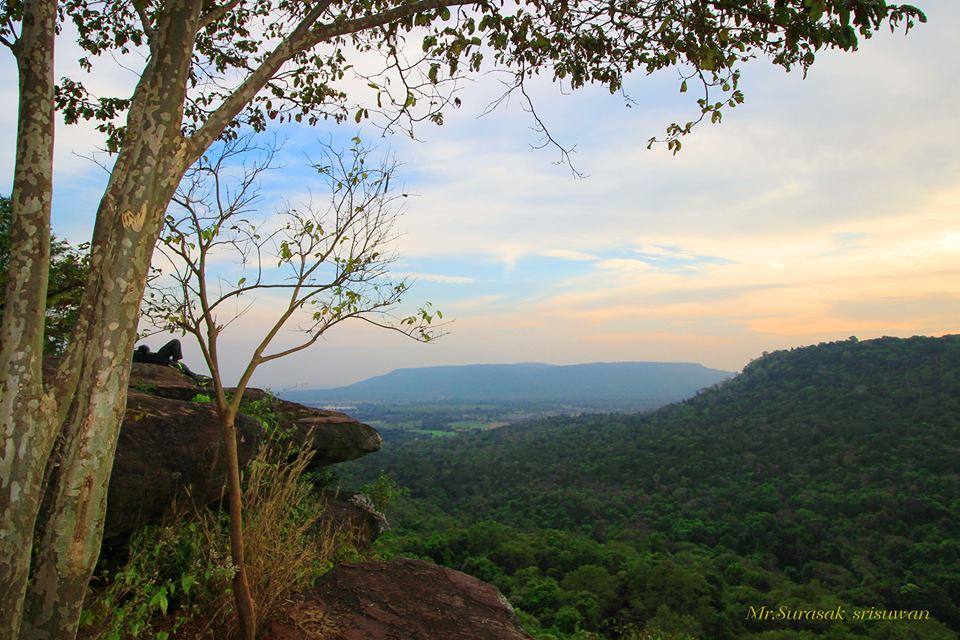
[319,490,390,550]
[264,559,533,640]
[99,363,380,538]
[105,391,263,538]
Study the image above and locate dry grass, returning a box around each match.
[199,439,344,637]
[80,438,356,640]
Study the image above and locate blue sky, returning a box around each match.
[1,2,958,389]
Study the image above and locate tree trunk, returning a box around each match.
[0,1,59,638]
[19,140,193,640]
[19,4,206,638]
[221,409,258,640]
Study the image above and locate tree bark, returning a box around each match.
[18,4,205,638]
[221,408,258,640]
[0,2,59,638]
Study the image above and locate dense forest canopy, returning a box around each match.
[343,335,960,639]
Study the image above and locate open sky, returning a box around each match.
[1,2,957,389]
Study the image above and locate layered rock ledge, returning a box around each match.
[264,559,533,640]
[102,363,381,538]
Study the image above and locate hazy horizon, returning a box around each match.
[286,358,737,392]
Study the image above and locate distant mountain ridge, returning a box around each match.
[282,361,734,406]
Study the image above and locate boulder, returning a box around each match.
[105,391,263,538]
[128,361,200,393]
[240,389,382,467]
[264,559,533,640]
[129,365,382,468]
[319,490,390,550]
[98,363,380,538]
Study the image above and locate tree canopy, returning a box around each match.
[12,0,925,156]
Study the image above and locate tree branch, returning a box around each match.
[189,0,336,153]
[189,0,482,154]
[132,0,157,52]
[199,0,244,30]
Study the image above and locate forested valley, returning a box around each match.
[340,335,960,640]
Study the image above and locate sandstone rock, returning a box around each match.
[264,559,533,640]
[129,361,199,392]
[270,399,381,467]
[320,490,390,550]
[99,363,380,538]
[129,365,382,468]
[105,391,262,538]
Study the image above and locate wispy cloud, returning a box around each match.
[541,249,599,262]
[395,271,476,284]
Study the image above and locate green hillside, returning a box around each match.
[341,335,960,639]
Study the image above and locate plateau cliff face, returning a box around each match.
[284,360,733,409]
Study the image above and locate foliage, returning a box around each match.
[0,0,925,159]
[344,335,960,639]
[238,394,290,440]
[305,466,340,491]
[0,195,90,355]
[79,441,355,639]
[337,399,694,445]
[360,472,408,513]
[192,390,292,440]
[132,382,158,395]
[145,136,442,350]
[78,521,224,640]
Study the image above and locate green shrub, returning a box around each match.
[191,390,292,440]
[360,472,408,512]
[79,521,228,640]
[238,393,291,439]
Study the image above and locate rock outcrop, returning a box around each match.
[319,490,390,550]
[264,559,533,640]
[105,391,263,538]
[129,364,381,468]
[239,388,382,467]
[101,363,381,538]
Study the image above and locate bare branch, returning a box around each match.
[518,74,584,178]
[145,136,444,411]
